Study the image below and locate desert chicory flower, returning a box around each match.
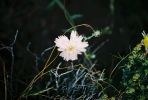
[54,30,89,61]
[141,31,148,53]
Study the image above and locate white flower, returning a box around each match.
[54,30,89,61]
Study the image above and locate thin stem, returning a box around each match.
[18,49,59,99]
[84,52,97,72]
[109,52,131,79]
[0,30,18,97]
[3,62,7,100]
[55,0,74,27]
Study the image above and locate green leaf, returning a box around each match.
[46,1,56,10]
[71,14,83,20]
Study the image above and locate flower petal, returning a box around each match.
[54,35,69,49]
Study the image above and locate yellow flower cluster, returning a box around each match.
[143,37,148,48]
[141,31,148,53]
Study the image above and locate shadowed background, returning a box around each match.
[0,0,148,99]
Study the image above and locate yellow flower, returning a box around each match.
[143,37,148,48]
[141,31,148,52]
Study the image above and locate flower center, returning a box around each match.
[68,45,75,52]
